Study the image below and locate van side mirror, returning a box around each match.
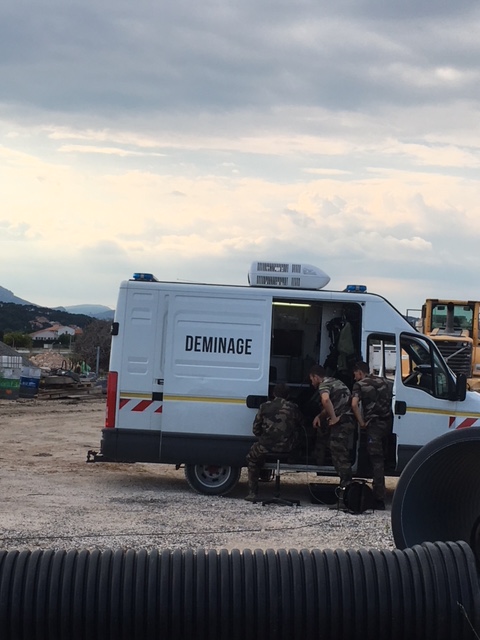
[456,373,467,401]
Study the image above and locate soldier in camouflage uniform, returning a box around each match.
[245,383,304,501]
[351,361,393,509]
[309,364,355,489]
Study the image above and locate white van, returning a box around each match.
[90,261,480,494]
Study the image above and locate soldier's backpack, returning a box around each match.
[343,480,375,514]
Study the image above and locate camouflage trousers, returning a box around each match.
[246,443,288,494]
[366,418,390,501]
[246,442,271,472]
[313,425,330,466]
[330,417,355,488]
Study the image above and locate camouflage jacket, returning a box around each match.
[252,397,303,452]
[317,377,352,417]
[352,375,392,420]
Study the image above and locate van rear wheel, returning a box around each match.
[184,464,241,496]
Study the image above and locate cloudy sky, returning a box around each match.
[1,1,480,313]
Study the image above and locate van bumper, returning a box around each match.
[94,427,253,466]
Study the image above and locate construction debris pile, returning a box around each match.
[29,352,73,371]
[0,343,104,400]
[27,353,102,399]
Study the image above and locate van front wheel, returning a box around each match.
[184,464,241,496]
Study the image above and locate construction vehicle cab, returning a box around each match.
[420,299,480,392]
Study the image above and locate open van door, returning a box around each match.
[392,331,462,472]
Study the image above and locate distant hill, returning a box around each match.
[55,304,114,320]
[0,286,34,306]
[0,302,99,334]
[0,287,114,326]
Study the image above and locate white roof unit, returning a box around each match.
[248,261,330,290]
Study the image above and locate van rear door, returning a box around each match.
[114,286,168,432]
[162,290,272,444]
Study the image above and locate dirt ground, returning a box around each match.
[0,396,396,553]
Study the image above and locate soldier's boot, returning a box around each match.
[372,474,386,510]
[329,477,351,510]
[337,488,347,510]
[245,470,259,502]
[373,487,386,510]
[328,484,347,510]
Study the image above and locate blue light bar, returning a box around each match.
[345,284,367,293]
[132,272,158,282]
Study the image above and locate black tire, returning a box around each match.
[184,464,241,496]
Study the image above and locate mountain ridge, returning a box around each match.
[0,286,114,319]
[0,286,34,306]
[54,304,114,320]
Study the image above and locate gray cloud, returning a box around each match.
[2,0,480,118]
[1,0,480,313]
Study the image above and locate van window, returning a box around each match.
[367,334,396,380]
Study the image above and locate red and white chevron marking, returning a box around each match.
[119,398,163,413]
[448,416,480,430]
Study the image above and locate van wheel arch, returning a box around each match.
[184,464,241,496]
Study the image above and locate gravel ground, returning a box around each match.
[0,397,396,553]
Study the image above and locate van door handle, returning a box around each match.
[394,401,407,416]
[246,395,268,409]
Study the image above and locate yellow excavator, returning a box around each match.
[419,299,480,391]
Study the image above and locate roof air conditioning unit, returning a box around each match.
[248,261,330,290]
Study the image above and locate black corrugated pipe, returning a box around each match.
[1,542,479,640]
[391,427,480,560]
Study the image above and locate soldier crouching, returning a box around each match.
[245,383,304,502]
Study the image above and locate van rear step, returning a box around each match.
[263,461,336,474]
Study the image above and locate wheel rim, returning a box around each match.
[194,465,232,489]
